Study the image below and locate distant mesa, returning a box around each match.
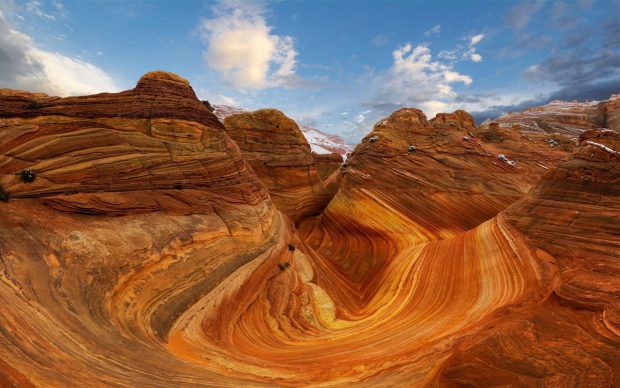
[480,94,620,135]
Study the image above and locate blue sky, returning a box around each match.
[1,0,618,143]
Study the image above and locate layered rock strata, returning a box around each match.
[483,95,619,136]
[223,109,333,222]
[0,73,618,387]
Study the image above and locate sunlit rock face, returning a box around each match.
[0,71,286,386]
[300,108,571,287]
[0,72,618,387]
[223,109,333,222]
[439,129,620,386]
[602,94,620,130]
[482,95,619,136]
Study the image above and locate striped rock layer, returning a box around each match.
[0,72,618,387]
[482,94,620,136]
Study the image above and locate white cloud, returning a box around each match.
[377,44,472,110]
[0,10,118,96]
[469,33,484,46]
[200,0,298,89]
[26,49,117,95]
[26,1,55,20]
[438,33,485,64]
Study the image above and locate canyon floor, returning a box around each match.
[0,72,618,387]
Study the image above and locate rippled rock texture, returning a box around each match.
[0,73,618,387]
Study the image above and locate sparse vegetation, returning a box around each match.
[201,100,215,112]
[288,244,296,251]
[0,186,10,202]
[20,168,36,183]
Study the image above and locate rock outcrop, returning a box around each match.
[312,152,343,180]
[223,109,333,222]
[0,73,618,387]
[603,94,620,130]
[0,71,290,386]
[213,104,353,156]
[438,128,620,386]
[482,95,619,136]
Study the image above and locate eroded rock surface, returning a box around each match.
[0,74,618,387]
[223,109,333,222]
[482,95,619,136]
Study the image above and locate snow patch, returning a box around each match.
[586,141,620,156]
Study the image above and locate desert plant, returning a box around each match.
[201,100,215,112]
[0,186,10,202]
[20,168,36,183]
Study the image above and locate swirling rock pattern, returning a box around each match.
[0,73,618,387]
[438,129,620,386]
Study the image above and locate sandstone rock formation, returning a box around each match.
[213,104,353,156]
[0,72,618,387]
[439,128,620,386]
[223,109,334,222]
[483,95,619,136]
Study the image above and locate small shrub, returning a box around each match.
[0,186,10,202]
[201,100,215,112]
[288,244,296,251]
[20,168,36,183]
[278,263,286,271]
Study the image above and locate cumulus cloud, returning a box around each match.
[372,43,472,118]
[0,10,117,96]
[200,0,299,89]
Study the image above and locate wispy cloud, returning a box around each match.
[199,0,300,89]
[504,0,544,31]
[371,33,389,48]
[424,24,441,37]
[438,32,485,63]
[469,33,484,46]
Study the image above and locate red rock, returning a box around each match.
[0,74,618,387]
[223,109,333,222]
[482,95,619,136]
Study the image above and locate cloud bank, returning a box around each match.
[0,10,117,96]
